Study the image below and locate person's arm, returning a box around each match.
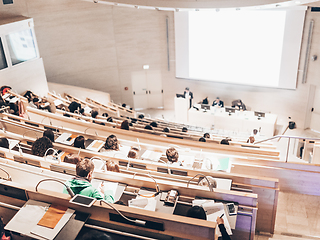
[216,217,231,240]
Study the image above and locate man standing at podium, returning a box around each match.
[184,87,193,108]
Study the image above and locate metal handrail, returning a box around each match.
[254,135,320,163]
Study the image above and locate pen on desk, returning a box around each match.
[220,213,224,218]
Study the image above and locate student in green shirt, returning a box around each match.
[65,158,114,203]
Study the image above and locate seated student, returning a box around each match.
[150,121,158,128]
[138,114,144,119]
[199,137,206,142]
[163,127,170,133]
[203,133,210,139]
[216,216,232,240]
[91,110,105,126]
[212,97,224,108]
[186,206,206,220]
[32,136,53,157]
[121,103,126,108]
[76,229,114,240]
[127,147,140,159]
[0,138,9,149]
[74,136,85,149]
[107,117,113,122]
[68,101,81,113]
[144,125,153,130]
[102,112,109,118]
[0,86,11,96]
[231,99,246,111]
[105,160,120,172]
[120,120,130,130]
[43,129,55,142]
[182,127,188,133]
[247,136,255,144]
[65,158,114,202]
[166,147,182,166]
[101,135,119,151]
[220,139,230,145]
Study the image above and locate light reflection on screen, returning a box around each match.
[6,29,37,66]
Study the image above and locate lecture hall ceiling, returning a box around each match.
[90,0,320,9]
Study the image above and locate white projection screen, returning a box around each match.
[175,8,306,89]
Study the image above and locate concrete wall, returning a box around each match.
[1,1,320,129]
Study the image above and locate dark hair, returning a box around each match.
[220,139,230,145]
[64,154,81,165]
[32,136,53,157]
[120,120,130,130]
[150,122,158,128]
[68,101,81,113]
[32,98,39,103]
[127,147,140,159]
[105,134,119,150]
[77,229,113,240]
[131,118,137,124]
[63,113,71,117]
[91,110,99,119]
[186,206,206,220]
[102,112,109,118]
[144,125,153,130]
[76,158,94,178]
[166,147,179,163]
[182,127,188,132]
[203,133,210,138]
[74,136,85,149]
[43,129,55,142]
[122,103,126,108]
[163,127,170,133]
[0,137,9,149]
[253,129,258,135]
[138,114,144,119]
[185,87,190,91]
[129,123,133,127]
[107,117,113,122]
[79,108,85,114]
[199,137,206,142]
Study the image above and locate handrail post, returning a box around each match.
[285,138,291,163]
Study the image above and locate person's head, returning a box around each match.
[166,147,179,163]
[68,101,81,113]
[216,97,220,100]
[32,98,39,103]
[79,108,85,115]
[198,176,217,189]
[220,139,229,145]
[121,120,130,130]
[106,160,120,172]
[163,127,170,133]
[138,114,144,119]
[77,229,113,240]
[131,118,137,124]
[199,137,206,142]
[0,137,9,149]
[32,136,53,157]
[247,136,255,143]
[253,129,258,135]
[150,121,158,128]
[76,159,95,181]
[127,147,140,159]
[107,117,113,122]
[64,154,81,164]
[74,136,85,149]
[102,112,109,118]
[105,134,119,150]
[182,127,188,132]
[186,206,206,220]
[122,103,126,108]
[144,125,153,130]
[91,110,99,119]
[185,87,190,92]
[203,133,210,138]
[43,129,55,142]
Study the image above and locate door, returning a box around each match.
[131,70,163,110]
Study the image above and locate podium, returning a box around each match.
[174,97,189,123]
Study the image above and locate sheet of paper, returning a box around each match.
[207,209,232,236]
[53,99,63,106]
[8,139,20,150]
[141,150,162,161]
[86,140,105,152]
[129,197,157,212]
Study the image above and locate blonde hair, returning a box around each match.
[106,160,120,172]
